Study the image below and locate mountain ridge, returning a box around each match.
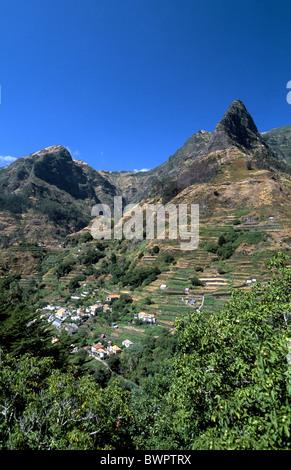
[0,99,290,247]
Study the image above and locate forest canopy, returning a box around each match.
[0,252,290,450]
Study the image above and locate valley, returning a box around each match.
[0,99,290,450]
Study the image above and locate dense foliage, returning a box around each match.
[0,193,30,215]
[205,227,263,260]
[34,199,90,231]
[170,252,291,449]
[0,252,290,450]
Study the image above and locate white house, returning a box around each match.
[96,348,107,359]
[52,319,62,330]
[45,305,55,311]
[122,339,134,348]
[90,304,103,315]
[137,312,156,324]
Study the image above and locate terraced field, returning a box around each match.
[133,216,285,330]
[0,211,289,349]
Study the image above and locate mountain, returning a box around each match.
[0,98,290,338]
[0,99,290,249]
[0,145,117,245]
[185,99,290,174]
[206,99,265,153]
[1,102,290,454]
[141,100,291,205]
[0,144,117,204]
[261,125,291,165]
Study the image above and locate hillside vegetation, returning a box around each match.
[0,100,290,450]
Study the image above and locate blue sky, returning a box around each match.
[0,0,290,170]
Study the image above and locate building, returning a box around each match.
[106,294,120,303]
[95,348,108,359]
[137,312,156,324]
[55,307,68,321]
[90,304,102,315]
[91,342,104,355]
[52,319,62,330]
[44,304,55,311]
[107,344,122,355]
[64,323,78,335]
[122,339,134,348]
[103,304,112,313]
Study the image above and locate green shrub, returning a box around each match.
[55,258,76,278]
[205,241,219,253]
[217,262,228,275]
[80,248,105,265]
[233,218,241,225]
[157,252,174,265]
[0,193,30,214]
[190,275,204,286]
[206,228,241,260]
[120,266,161,288]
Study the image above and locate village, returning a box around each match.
[38,270,245,362]
[39,288,158,364]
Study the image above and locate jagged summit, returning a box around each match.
[206,99,263,154]
[0,98,290,247]
[28,145,71,160]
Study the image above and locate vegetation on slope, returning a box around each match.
[0,252,290,450]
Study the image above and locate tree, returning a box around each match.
[190,274,204,286]
[127,360,179,450]
[0,352,134,450]
[68,274,86,291]
[169,252,291,450]
[0,290,54,358]
[218,234,226,246]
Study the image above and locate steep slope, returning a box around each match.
[0,99,289,249]
[0,145,117,204]
[205,99,264,153]
[0,145,119,246]
[142,100,290,205]
[99,129,212,203]
[0,100,290,326]
[148,129,212,179]
[261,125,291,165]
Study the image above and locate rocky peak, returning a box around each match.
[9,144,94,200]
[206,99,263,154]
[29,145,72,161]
